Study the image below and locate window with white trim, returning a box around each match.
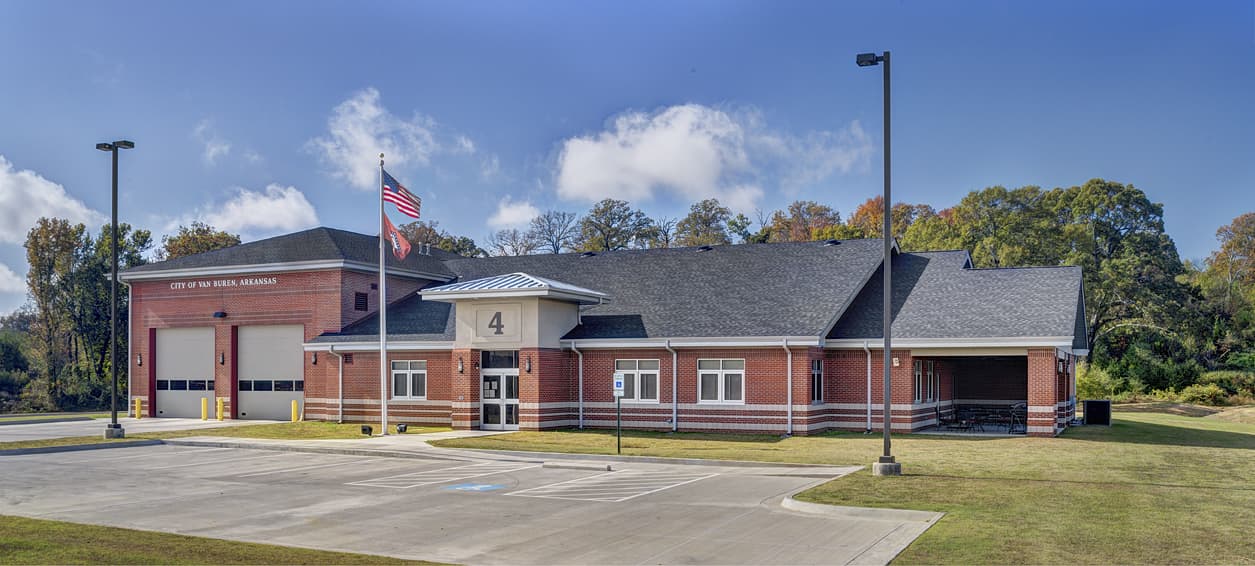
[914,360,924,403]
[927,360,936,402]
[698,359,744,404]
[615,359,659,402]
[391,360,427,400]
[810,359,823,403]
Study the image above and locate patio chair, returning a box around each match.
[1008,402,1028,434]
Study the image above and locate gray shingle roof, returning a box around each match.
[314,292,456,343]
[123,227,456,278]
[828,250,1084,341]
[442,240,886,339]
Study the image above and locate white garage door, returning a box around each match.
[238,324,304,420]
[155,327,215,418]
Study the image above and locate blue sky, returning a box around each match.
[1,0,1253,314]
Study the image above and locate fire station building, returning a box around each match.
[120,226,1087,437]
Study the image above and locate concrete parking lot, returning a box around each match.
[0,417,276,443]
[0,442,938,564]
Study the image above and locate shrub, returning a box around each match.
[1197,370,1255,397]
[1226,351,1255,372]
[1077,362,1121,399]
[1177,383,1230,406]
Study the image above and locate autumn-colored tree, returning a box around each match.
[841,196,936,240]
[762,201,841,242]
[24,218,84,405]
[157,222,240,261]
[397,220,486,257]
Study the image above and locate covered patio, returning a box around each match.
[927,355,1028,435]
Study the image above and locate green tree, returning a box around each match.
[157,222,240,261]
[24,218,83,402]
[576,199,654,251]
[675,199,732,247]
[398,220,486,257]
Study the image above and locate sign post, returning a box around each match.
[613,371,625,454]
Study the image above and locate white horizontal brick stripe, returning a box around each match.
[1029,405,1057,413]
[1026,425,1056,434]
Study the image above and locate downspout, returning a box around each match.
[572,341,584,429]
[665,339,678,432]
[863,340,872,432]
[122,280,132,416]
[327,346,344,423]
[782,338,792,436]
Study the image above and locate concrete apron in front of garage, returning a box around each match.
[0,438,941,565]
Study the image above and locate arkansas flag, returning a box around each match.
[382,214,412,260]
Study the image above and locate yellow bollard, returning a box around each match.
[134,398,142,419]
[201,397,208,420]
[216,397,225,421]
[290,399,299,422]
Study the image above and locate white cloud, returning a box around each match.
[487,196,540,229]
[192,119,232,166]
[0,263,24,294]
[480,154,501,180]
[0,155,104,244]
[306,88,455,190]
[554,104,874,211]
[455,135,476,155]
[170,184,319,238]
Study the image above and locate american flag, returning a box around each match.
[382,169,421,219]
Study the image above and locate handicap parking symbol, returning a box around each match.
[444,483,505,492]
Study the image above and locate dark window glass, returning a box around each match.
[412,373,426,398]
[354,292,368,311]
[253,380,273,391]
[294,380,304,392]
[343,354,354,365]
[207,380,215,391]
[170,380,188,391]
[238,380,252,391]
[274,380,294,392]
[505,375,518,400]
[188,380,206,391]
[156,380,169,391]
[481,350,518,369]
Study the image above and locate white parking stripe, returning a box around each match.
[507,470,717,502]
[63,447,232,464]
[146,452,288,470]
[237,458,374,478]
[347,461,540,489]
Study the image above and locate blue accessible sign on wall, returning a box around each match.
[444,483,506,492]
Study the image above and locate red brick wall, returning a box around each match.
[1027,348,1060,436]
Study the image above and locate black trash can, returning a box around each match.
[1083,400,1111,426]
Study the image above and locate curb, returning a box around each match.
[161,438,504,463]
[0,439,163,456]
[445,446,846,469]
[0,417,94,427]
[781,496,943,523]
[542,461,614,471]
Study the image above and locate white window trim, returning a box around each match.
[614,359,661,404]
[810,359,823,404]
[696,358,746,405]
[914,360,923,403]
[391,360,428,401]
[927,360,936,402]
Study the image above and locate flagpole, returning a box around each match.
[378,153,389,435]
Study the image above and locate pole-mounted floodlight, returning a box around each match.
[98,139,134,439]
[856,51,901,477]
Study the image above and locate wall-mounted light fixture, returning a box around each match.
[457,356,464,374]
[219,352,225,365]
[525,356,532,373]
[136,353,142,367]
[311,352,318,365]
[212,311,228,319]
[891,357,900,367]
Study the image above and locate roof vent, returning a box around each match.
[580,251,597,258]
[696,245,714,253]
[823,239,842,246]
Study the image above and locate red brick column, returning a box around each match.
[519,348,570,430]
[451,349,480,429]
[1027,348,1059,436]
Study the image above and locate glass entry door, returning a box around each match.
[481,371,519,431]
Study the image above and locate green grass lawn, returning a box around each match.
[434,410,1255,564]
[0,412,109,422]
[0,421,451,451]
[0,514,435,565]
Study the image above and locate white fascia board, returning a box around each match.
[120,259,451,283]
[824,336,1075,349]
[421,288,609,305]
[560,336,822,349]
[303,341,455,352]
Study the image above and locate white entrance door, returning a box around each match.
[481,371,519,431]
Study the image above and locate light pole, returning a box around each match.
[857,51,901,476]
[97,139,134,439]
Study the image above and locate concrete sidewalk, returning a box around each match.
[0,417,279,443]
